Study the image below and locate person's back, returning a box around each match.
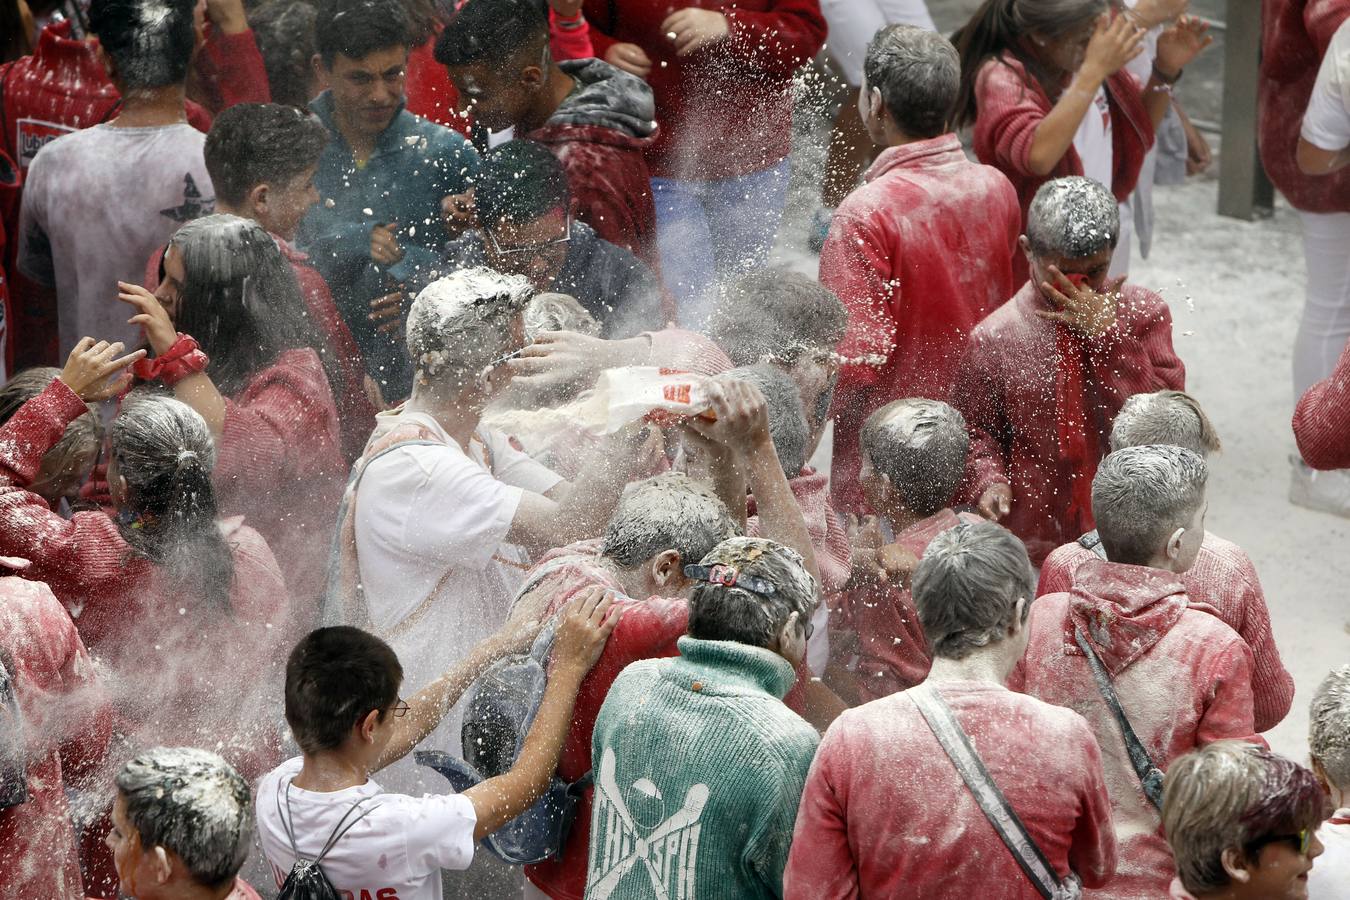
[16,0,214,355]
[1016,446,1260,899]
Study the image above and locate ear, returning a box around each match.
[95,44,116,81]
[1007,597,1027,638]
[1220,846,1253,883]
[312,54,331,89]
[1018,235,1032,260]
[247,183,270,215]
[777,610,801,651]
[358,708,381,743]
[1311,755,1331,792]
[649,549,684,589]
[1165,527,1186,562]
[149,845,173,884]
[521,63,546,88]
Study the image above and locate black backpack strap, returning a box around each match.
[911,683,1079,899]
[278,779,381,865]
[1072,628,1166,809]
[1076,531,1108,560]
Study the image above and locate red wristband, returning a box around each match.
[132,333,210,386]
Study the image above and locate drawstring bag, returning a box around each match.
[275,781,379,900]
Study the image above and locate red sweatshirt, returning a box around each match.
[1259,0,1350,213]
[192,24,272,113]
[953,281,1184,564]
[1038,532,1294,733]
[0,573,111,900]
[213,348,345,610]
[748,467,851,595]
[971,53,1153,285]
[1294,333,1350,468]
[841,509,984,704]
[784,680,1116,898]
[581,0,825,180]
[822,135,1020,512]
[1012,559,1262,900]
[0,378,292,775]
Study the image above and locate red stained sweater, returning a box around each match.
[1259,0,1350,212]
[1038,532,1294,733]
[581,0,826,180]
[971,54,1153,285]
[213,348,345,610]
[952,282,1184,564]
[822,135,1021,513]
[0,378,292,781]
[1294,333,1350,468]
[0,574,111,900]
[784,680,1117,898]
[1012,559,1262,900]
[748,467,851,595]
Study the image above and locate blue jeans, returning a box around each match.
[651,159,792,325]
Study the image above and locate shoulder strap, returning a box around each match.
[911,683,1078,900]
[1072,628,1165,809]
[278,780,381,866]
[1076,531,1108,560]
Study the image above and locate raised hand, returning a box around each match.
[1081,13,1147,82]
[1155,15,1213,80]
[605,42,653,78]
[978,482,1013,523]
[1036,267,1123,339]
[552,586,622,674]
[118,281,177,355]
[58,337,145,401]
[661,9,730,57]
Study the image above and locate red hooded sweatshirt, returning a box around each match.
[1012,559,1263,900]
[822,135,1020,513]
[970,53,1153,285]
[1038,531,1294,733]
[953,281,1184,564]
[1259,0,1350,213]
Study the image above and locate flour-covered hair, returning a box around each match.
[407,267,534,388]
[687,537,818,649]
[727,364,809,477]
[523,292,600,340]
[1093,445,1207,565]
[1163,742,1329,895]
[861,398,968,516]
[707,271,847,367]
[1025,176,1120,260]
[1310,664,1350,790]
[601,473,740,570]
[912,521,1034,660]
[864,25,959,139]
[115,747,252,889]
[1111,391,1222,456]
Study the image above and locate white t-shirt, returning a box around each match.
[16,123,215,355]
[1308,811,1350,899]
[1302,19,1350,153]
[256,757,477,900]
[1074,86,1115,190]
[352,407,562,792]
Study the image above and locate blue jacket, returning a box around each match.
[298,92,478,399]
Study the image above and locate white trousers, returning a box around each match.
[820,0,937,85]
[1294,210,1350,400]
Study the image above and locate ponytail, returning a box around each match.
[951,0,1021,129]
[112,395,235,614]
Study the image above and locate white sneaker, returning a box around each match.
[1289,457,1350,518]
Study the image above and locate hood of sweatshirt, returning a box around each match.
[1066,558,1189,676]
[536,59,658,143]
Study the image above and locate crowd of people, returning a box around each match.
[0,0,1348,897]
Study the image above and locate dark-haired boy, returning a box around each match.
[436,0,659,267]
[16,0,217,357]
[256,590,617,900]
[836,398,982,704]
[821,25,1020,514]
[205,103,378,460]
[443,139,661,337]
[297,0,479,400]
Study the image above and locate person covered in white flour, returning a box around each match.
[327,266,651,796]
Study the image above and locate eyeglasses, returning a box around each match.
[487,214,573,256]
[1247,829,1313,857]
[390,699,410,719]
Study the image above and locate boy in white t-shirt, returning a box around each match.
[1298,19,1350,177]
[1309,664,1350,898]
[256,589,619,900]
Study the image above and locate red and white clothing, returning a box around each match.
[1013,559,1262,900]
[1294,327,1350,469]
[0,377,292,775]
[1038,532,1294,733]
[0,574,111,900]
[256,757,477,900]
[971,53,1153,285]
[839,509,983,704]
[1309,808,1350,898]
[783,680,1116,898]
[821,135,1020,512]
[213,347,344,609]
[953,281,1184,564]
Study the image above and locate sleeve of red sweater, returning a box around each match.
[1197,637,1263,748]
[0,379,135,604]
[550,10,595,60]
[1084,288,1185,406]
[783,726,861,900]
[953,336,1011,496]
[722,0,827,80]
[1306,0,1350,52]
[822,212,896,395]
[1067,716,1118,889]
[1293,337,1350,469]
[973,58,1047,178]
[198,26,271,111]
[1221,552,1295,733]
